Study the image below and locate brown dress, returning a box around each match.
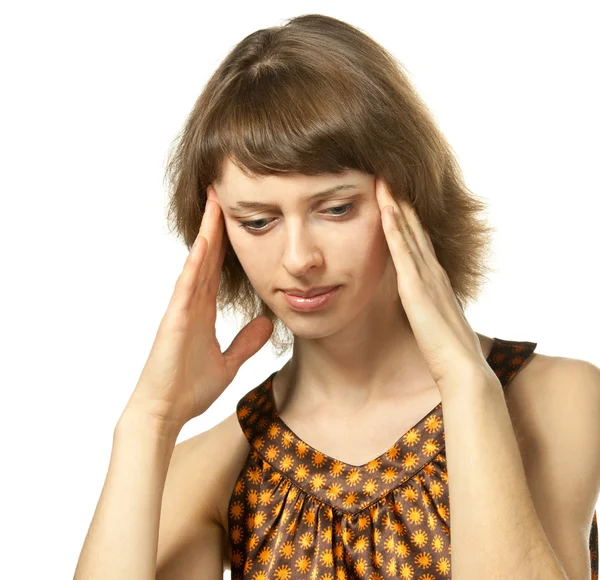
[229,337,599,579]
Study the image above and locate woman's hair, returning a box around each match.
[164,13,495,357]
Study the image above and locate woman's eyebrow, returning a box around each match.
[228,184,360,211]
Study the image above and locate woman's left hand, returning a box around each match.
[375,176,494,392]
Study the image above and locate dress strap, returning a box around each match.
[235,374,277,447]
[487,337,538,390]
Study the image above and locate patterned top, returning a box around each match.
[229,337,598,579]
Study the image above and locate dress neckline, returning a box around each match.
[263,337,499,471]
[235,336,538,514]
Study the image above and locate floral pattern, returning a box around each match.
[229,337,598,579]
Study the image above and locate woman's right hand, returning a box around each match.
[123,185,274,429]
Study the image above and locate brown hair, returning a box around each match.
[164,13,494,357]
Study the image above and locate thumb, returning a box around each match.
[223,316,275,375]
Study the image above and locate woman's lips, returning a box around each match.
[282,286,341,312]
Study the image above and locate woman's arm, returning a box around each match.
[73,408,181,580]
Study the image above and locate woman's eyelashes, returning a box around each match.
[237,202,356,233]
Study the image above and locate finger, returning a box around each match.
[381,204,422,285]
[381,197,426,280]
[207,187,230,289]
[402,202,440,271]
[375,178,421,260]
[423,230,438,260]
[201,194,226,285]
[171,234,209,311]
[397,200,439,270]
[176,189,224,306]
[395,200,426,266]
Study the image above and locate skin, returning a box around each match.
[211,157,490,419]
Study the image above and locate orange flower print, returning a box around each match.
[247,489,259,508]
[296,440,309,457]
[310,473,327,491]
[410,529,428,548]
[415,551,433,568]
[228,341,600,580]
[429,480,444,499]
[431,534,445,553]
[424,414,442,433]
[401,452,420,471]
[326,482,344,500]
[274,564,292,580]
[279,454,295,471]
[371,550,384,568]
[230,525,243,544]
[406,507,424,525]
[346,468,362,486]
[265,444,280,462]
[383,535,395,553]
[401,485,418,503]
[353,535,369,553]
[421,439,440,457]
[396,540,410,558]
[229,500,244,520]
[319,549,335,567]
[381,466,399,483]
[257,546,272,564]
[259,489,273,506]
[312,451,327,468]
[295,555,311,573]
[354,558,369,575]
[342,491,359,509]
[398,562,414,578]
[391,519,407,536]
[422,463,435,476]
[357,514,371,530]
[436,557,451,575]
[402,428,421,446]
[243,557,253,575]
[365,458,383,473]
[281,430,294,448]
[294,463,310,482]
[267,424,281,440]
[279,540,294,559]
[385,558,397,576]
[247,466,262,485]
[330,460,345,477]
[303,510,317,527]
[363,478,379,496]
[341,527,355,544]
[320,526,333,542]
[247,533,259,550]
[299,532,314,550]
[436,503,449,521]
[386,444,401,460]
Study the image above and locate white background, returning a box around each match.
[1,1,598,578]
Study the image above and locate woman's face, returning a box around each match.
[212,158,398,338]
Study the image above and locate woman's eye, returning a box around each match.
[237,203,355,233]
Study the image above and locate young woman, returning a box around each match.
[74,14,599,580]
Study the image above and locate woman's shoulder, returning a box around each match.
[504,347,598,403]
[177,407,252,536]
[504,347,600,468]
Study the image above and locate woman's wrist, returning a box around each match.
[116,404,184,444]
